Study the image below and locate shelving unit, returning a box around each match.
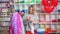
[0,0,10,34]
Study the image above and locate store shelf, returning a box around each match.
[0,1,9,3]
[0,16,10,18]
[0,21,10,22]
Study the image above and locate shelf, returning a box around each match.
[0,21,10,22]
[0,7,10,9]
[10,3,40,5]
[49,32,60,33]
[0,1,9,3]
[0,26,9,27]
[0,15,10,17]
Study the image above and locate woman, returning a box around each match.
[23,5,39,34]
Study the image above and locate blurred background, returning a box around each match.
[0,0,60,34]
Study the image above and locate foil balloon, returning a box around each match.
[52,0,58,6]
[42,0,48,6]
[42,0,58,13]
[44,5,54,13]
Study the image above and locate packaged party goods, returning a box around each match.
[51,25,57,32]
[57,25,60,32]
[1,22,9,26]
[58,15,60,19]
[4,18,10,21]
[46,25,51,33]
[46,14,50,21]
[36,24,45,32]
[25,0,31,3]
[36,24,45,34]
[0,27,4,31]
[20,0,24,3]
[36,0,41,3]
[25,0,35,4]
[0,18,3,21]
[0,3,6,7]
[14,0,19,2]
[2,9,8,12]
[2,0,9,2]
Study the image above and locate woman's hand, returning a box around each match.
[27,16,34,23]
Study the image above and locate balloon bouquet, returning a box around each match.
[42,0,58,14]
[42,0,58,34]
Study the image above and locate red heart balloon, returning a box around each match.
[44,5,54,13]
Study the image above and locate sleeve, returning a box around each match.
[34,15,39,23]
[23,14,28,20]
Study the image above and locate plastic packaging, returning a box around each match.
[57,25,60,32]
[1,22,10,26]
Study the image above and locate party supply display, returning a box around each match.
[2,9,8,12]
[51,25,57,32]
[36,0,41,3]
[25,0,35,4]
[42,0,58,13]
[2,0,9,2]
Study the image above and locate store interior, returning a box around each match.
[0,0,60,34]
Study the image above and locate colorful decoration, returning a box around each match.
[52,0,58,6]
[44,5,54,13]
[42,0,58,13]
[36,0,41,3]
[25,0,35,4]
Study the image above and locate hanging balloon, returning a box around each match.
[42,0,58,13]
[52,0,58,6]
[44,5,54,13]
[42,0,48,6]
[42,0,58,6]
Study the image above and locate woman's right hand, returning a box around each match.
[27,16,31,21]
[27,16,35,23]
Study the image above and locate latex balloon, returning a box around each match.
[52,0,58,6]
[44,5,54,13]
[42,0,58,6]
[42,0,48,6]
[42,0,58,13]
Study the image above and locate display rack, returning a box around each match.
[0,0,10,34]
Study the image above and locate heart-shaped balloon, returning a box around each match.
[44,5,54,13]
